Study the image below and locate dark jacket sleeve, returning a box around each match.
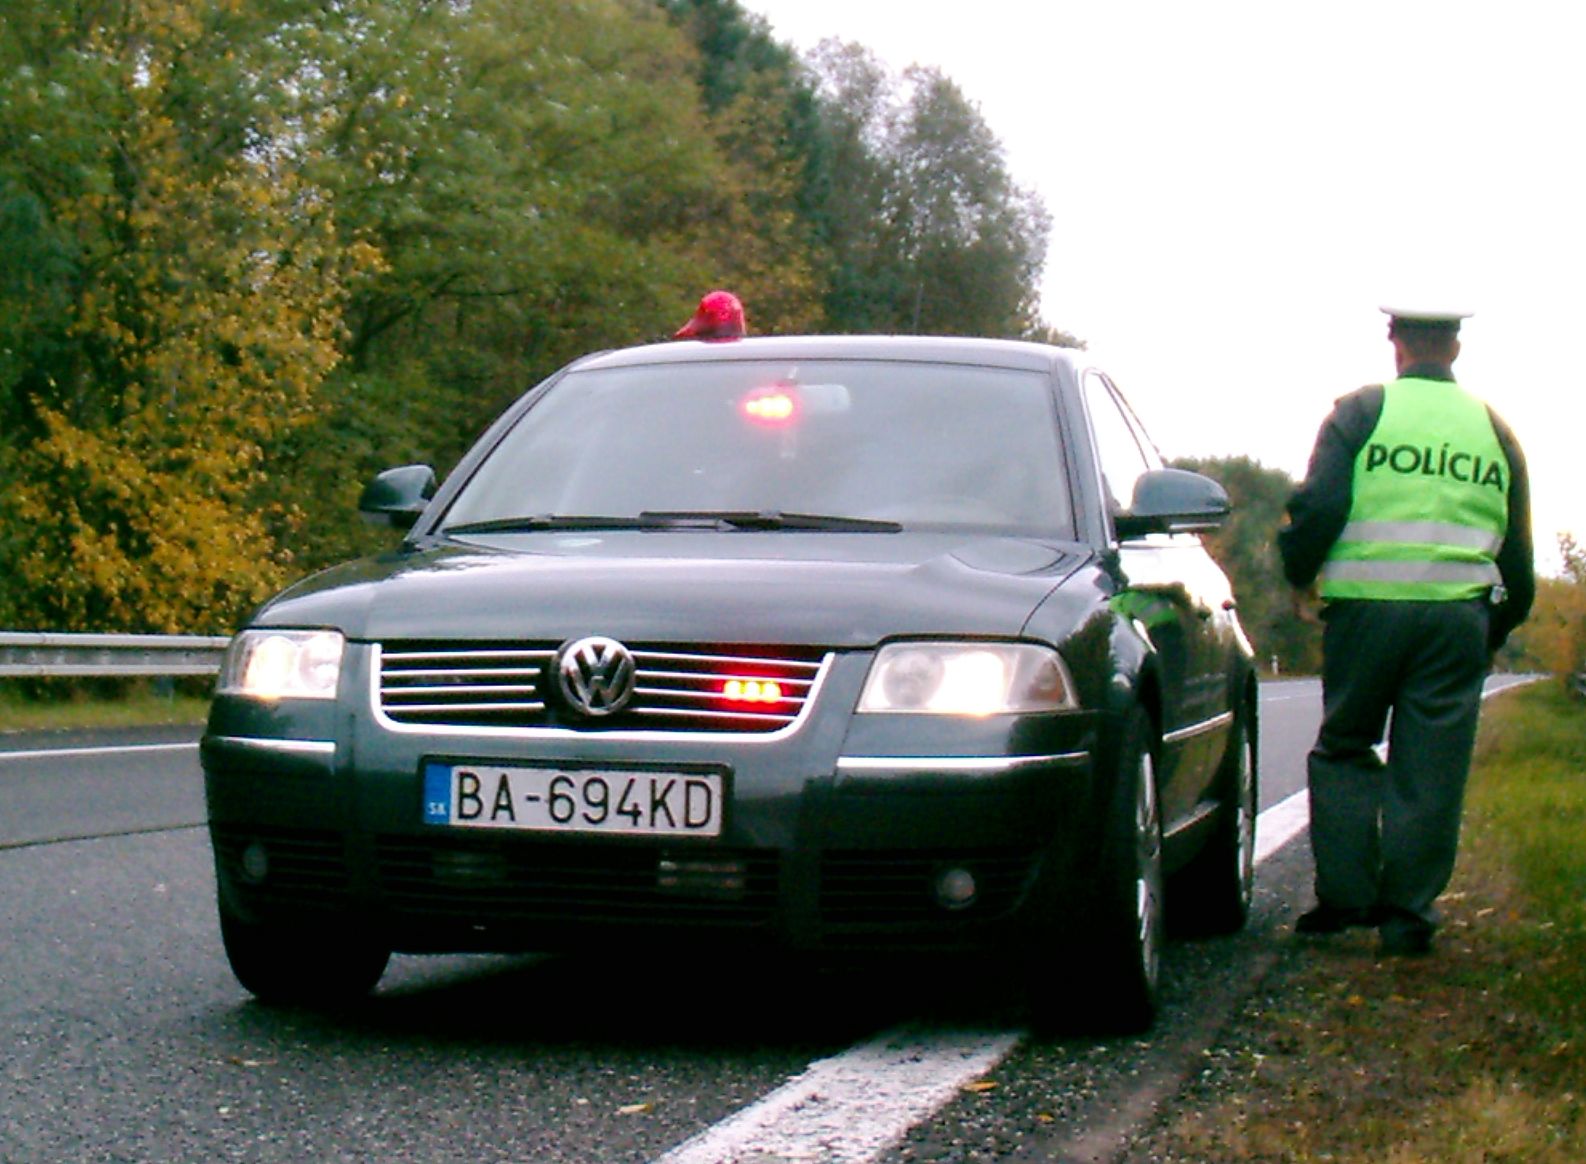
[1277,387,1383,588]
[1487,407,1535,651]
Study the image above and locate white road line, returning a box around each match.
[653,793,1313,1164]
[1254,789,1310,864]
[654,1026,1024,1164]
[0,741,198,763]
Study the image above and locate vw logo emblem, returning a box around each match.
[556,636,637,718]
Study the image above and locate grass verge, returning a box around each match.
[0,679,210,733]
[1131,682,1586,1162]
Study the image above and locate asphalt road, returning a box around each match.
[0,681,1352,1163]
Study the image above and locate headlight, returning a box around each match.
[857,642,1077,716]
[218,630,345,702]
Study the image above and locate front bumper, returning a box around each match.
[202,648,1106,955]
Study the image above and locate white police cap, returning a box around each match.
[1378,305,1473,323]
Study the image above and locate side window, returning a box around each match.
[1081,371,1155,515]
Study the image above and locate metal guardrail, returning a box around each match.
[4,631,1584,696]
[0,632,230,678]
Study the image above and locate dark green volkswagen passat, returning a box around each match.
[203,335,1256,1032]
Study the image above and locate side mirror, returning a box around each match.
[1114,468,1229,540]
[358,464,436,530]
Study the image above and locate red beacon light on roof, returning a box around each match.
[674,290,746,341]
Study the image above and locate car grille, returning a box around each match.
[377,641,828,734]
[374,835,779,929]
[819,848,1040,926]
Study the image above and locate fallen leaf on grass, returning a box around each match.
[618,1103,653,1116]
[963,1080,999,1093]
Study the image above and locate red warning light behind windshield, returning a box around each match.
[741,387,799,426]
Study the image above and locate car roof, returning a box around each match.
[566,334,1089,375]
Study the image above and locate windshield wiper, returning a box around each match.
[447,510,904,535]
[444,514,662,535]
[638,510,902,532]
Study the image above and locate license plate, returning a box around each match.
[422,763,723,837]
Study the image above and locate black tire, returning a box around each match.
[1169,707,1257,937]
[219,905,390,1006]
[1029,705,1163,1035]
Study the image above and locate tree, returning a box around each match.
[0,0,1076,629]
[303,0,760,411]
[802,43,1051,339]
[800,41,907,333]
[889,66,1049,337]
[659,0,827,334]
[1027,323,1086,350]
[1505,534,1586,690]
[0,0,367,633]
[1561,532,1586,588]
[1172,455,1321,674]
[255,0,791,572]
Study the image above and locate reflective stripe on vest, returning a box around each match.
[1336,521,1504,556]
[1321,559,1502,587]
[1319,378,1508,602]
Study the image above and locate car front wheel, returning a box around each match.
[219,905,391,1006]
[1029,705,1163,1034]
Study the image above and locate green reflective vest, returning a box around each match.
[1319,377,1508,602]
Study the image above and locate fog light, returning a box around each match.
[933,866,978,911]
[240,842,269,884]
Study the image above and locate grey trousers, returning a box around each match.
[1307,598,1491,928]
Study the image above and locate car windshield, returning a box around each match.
[440,359,1074,538]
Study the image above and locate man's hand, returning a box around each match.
[1291,584,1323,625]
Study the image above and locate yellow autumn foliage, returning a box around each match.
[2,0,1064,640]
[1,0,378,633]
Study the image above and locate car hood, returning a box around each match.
[252,532,1092,647]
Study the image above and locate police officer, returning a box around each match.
[1278,305,1534,956]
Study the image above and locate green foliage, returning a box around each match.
[658,0,797,113]
[0,679,211,732]
[1471,684,1586,927]
[888,66,1050,337]
[802,42,1052,339]
[1172,455,1322,674]
[302,0,735,405]
[1505,532,1586,688]
[660,0,829,334]
[0,0,368,633]
[0,0,1075,628]
[1561,532,1586,587]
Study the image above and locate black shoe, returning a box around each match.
[1377,910,1434,957]
[1295,903,1380,935]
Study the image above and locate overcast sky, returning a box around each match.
[744,0,1579,573]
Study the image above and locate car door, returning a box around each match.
[1079,370,1228,826]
